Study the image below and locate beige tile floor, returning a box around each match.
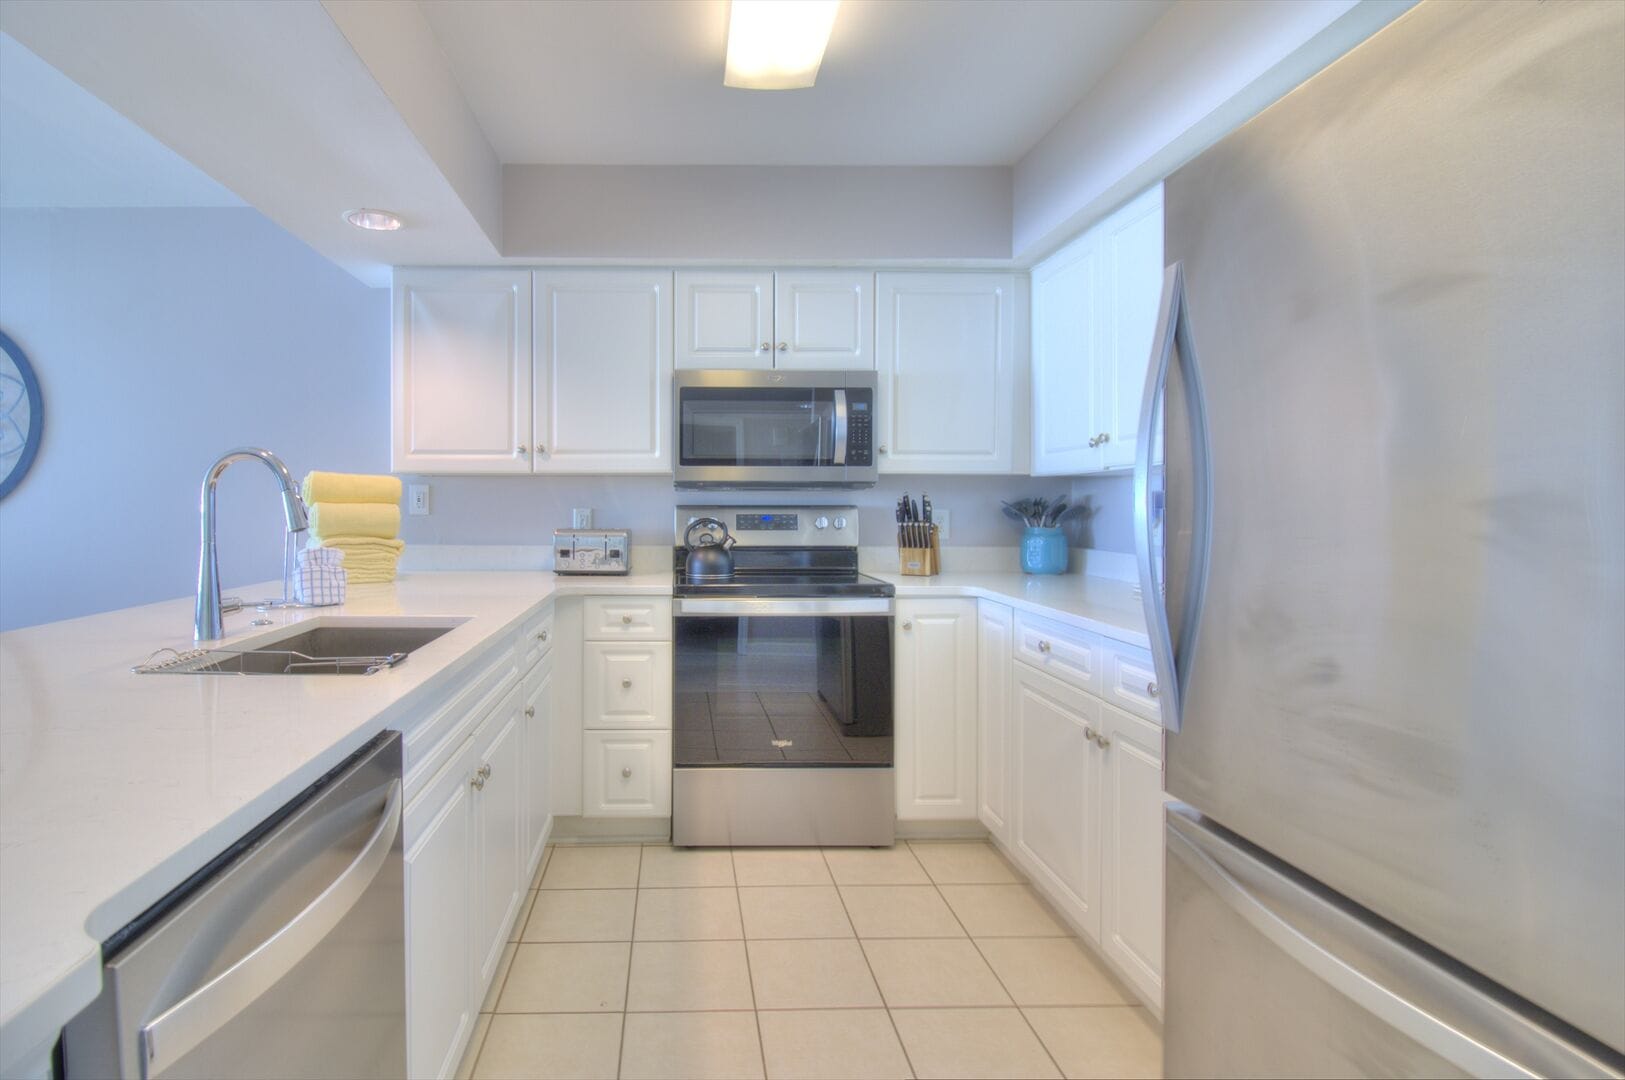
[457,841,1161,1080]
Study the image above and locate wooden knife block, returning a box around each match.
[898,524,941,576]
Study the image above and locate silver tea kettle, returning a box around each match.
[683,517,736,582]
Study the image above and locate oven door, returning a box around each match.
[674,370,877,489]
[673,598,893,767]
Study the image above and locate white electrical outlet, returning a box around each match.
[935,508,952,542]
[408,484,430,516]
[572,507,593,528]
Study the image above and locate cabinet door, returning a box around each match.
[894,598,979,820]
[675,271,774,370]
[583,730,673,817]
[1030,234,1103,476]
[405,740,479,1080]
[523,652,554,877]
[472,687,526,995]
[976,601,1013,843]
[583,641,674,728]
[1011,661,1102,940]
[1096,184,1164,469]
[393,268,533,474]
[875,273,1016,473]
[773,270,873,370]
[1099,700,1165,1006]
[533,270,672,472]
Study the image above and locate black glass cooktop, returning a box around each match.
[672,568,894,599]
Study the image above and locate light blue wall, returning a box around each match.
[0,207,388,631]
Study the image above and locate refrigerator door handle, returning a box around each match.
[1134,262,1211,732]
[1166,810,1622,1079]
[138,779,403,1076]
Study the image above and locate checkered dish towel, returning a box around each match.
[295,546,347,606]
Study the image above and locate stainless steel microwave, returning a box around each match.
[673,370,879,489]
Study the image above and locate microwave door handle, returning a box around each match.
[832,389,848,466]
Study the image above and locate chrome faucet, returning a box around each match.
[195,447,309,641]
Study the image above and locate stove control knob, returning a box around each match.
[833,516,848,530]
[814,515,830,530]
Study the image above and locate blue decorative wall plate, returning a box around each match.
[0,330,43,500]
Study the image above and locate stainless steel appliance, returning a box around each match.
[673,370,878,489]
[64,732,406,1079]
[671,505,895,846]
[553,528,630,575]
[1140,2,1625,1075]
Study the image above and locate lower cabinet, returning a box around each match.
[583,729,673,816]
[523,650,554,875]
[1011,661,1103,940]
[1099,700,1166,1005]
[894,598,979,820]
[471,686,526,993]
[976,600,1013,843]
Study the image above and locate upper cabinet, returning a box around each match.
[393,269,533,474]
[392,269,672,475]
[675,270,871,371]
[1032,184,1163,475]
[533,270,672,473]
[876,272,1018,474]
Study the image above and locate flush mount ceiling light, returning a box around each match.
[344,208,403,231]
[724,0,840,90]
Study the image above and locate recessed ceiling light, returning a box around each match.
[724,0,839,91]
[344,208,403,231]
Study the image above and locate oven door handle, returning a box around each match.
[832,389,848,466]
[675,597,893,617]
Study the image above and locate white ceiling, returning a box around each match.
[0,33,241,208]
[417,0,1172,167]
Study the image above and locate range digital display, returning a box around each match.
[736,513,799,531]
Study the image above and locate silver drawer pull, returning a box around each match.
[1147,681,1158,698]
[621,614,632,624]
[621,766,632,778]
[537,629,549,641]
[901,620,912,630]
[479,764,492,780]
[621,678,633,689]
[525,706,535,718]
[1037,640,1052,653]
[471,774,485,790]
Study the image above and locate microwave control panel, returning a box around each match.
[846,397,873,466]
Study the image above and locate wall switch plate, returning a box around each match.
[408,484,430,516]
[572,507,592,528]
[935,509,951,542]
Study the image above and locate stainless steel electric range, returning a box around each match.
[671,506,895,847]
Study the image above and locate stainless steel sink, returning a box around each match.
[135,618,467,675]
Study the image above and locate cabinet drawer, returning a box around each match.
[1014,610,1100,693]
[1101,639,1162,723]
[584,641,673,729]
[583,597,672,640]
[518,605,556,670]
[583,730,672,817]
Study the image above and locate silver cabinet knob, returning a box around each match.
[515,445,528,455]
[902,620,913,630]
[525,705,535,718]
[1087,433,1112,448]
[760,342,772,351]
[621,677,633,689]
[1146,681,1158,698]
[479,763,492,780]
[621,614,632,624]
[538,629,549,641]
[1096,732,1112,748]
[621,766,632,778]
[1037,640,1052,653]
[536,443,546,454]
[471,774,486,790]
[878,445,888,453]
[777,342,788,351]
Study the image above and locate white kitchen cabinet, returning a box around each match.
[977,600,1013,844]
[583,730,672,817]
[894,598,979,820]
[674,271,774,370]
[405,732,480,1080]
[583,641,674,728]
[875,272,1017,473]
[522,650,553,877]
[1099,700,1166,1007]
[675,269,872,371]
[471,686,525,993]
[392,268,532,474]
[533,269,672,472]
[1011,660,1103,941]
[1031,184,1164,475]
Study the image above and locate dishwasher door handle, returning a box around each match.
[139,779,402,1077]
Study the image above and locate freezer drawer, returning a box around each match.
[1164,806,1622,1079]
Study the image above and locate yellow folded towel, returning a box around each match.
[302,471,402,505]
[320,536,406,555]
[312,536,406,584]
[308,503,401,542]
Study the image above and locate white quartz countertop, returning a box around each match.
[0,570,668,1069]
[0,566,1145,1068]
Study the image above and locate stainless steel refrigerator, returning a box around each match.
[1136,1,1625,1075]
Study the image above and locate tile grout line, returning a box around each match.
[825,845,920,1080]
[732,849,770,1080]
[918,842,1067,1079]
[615,850,646,1080]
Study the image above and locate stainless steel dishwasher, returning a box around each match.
[64,731,406,1079]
